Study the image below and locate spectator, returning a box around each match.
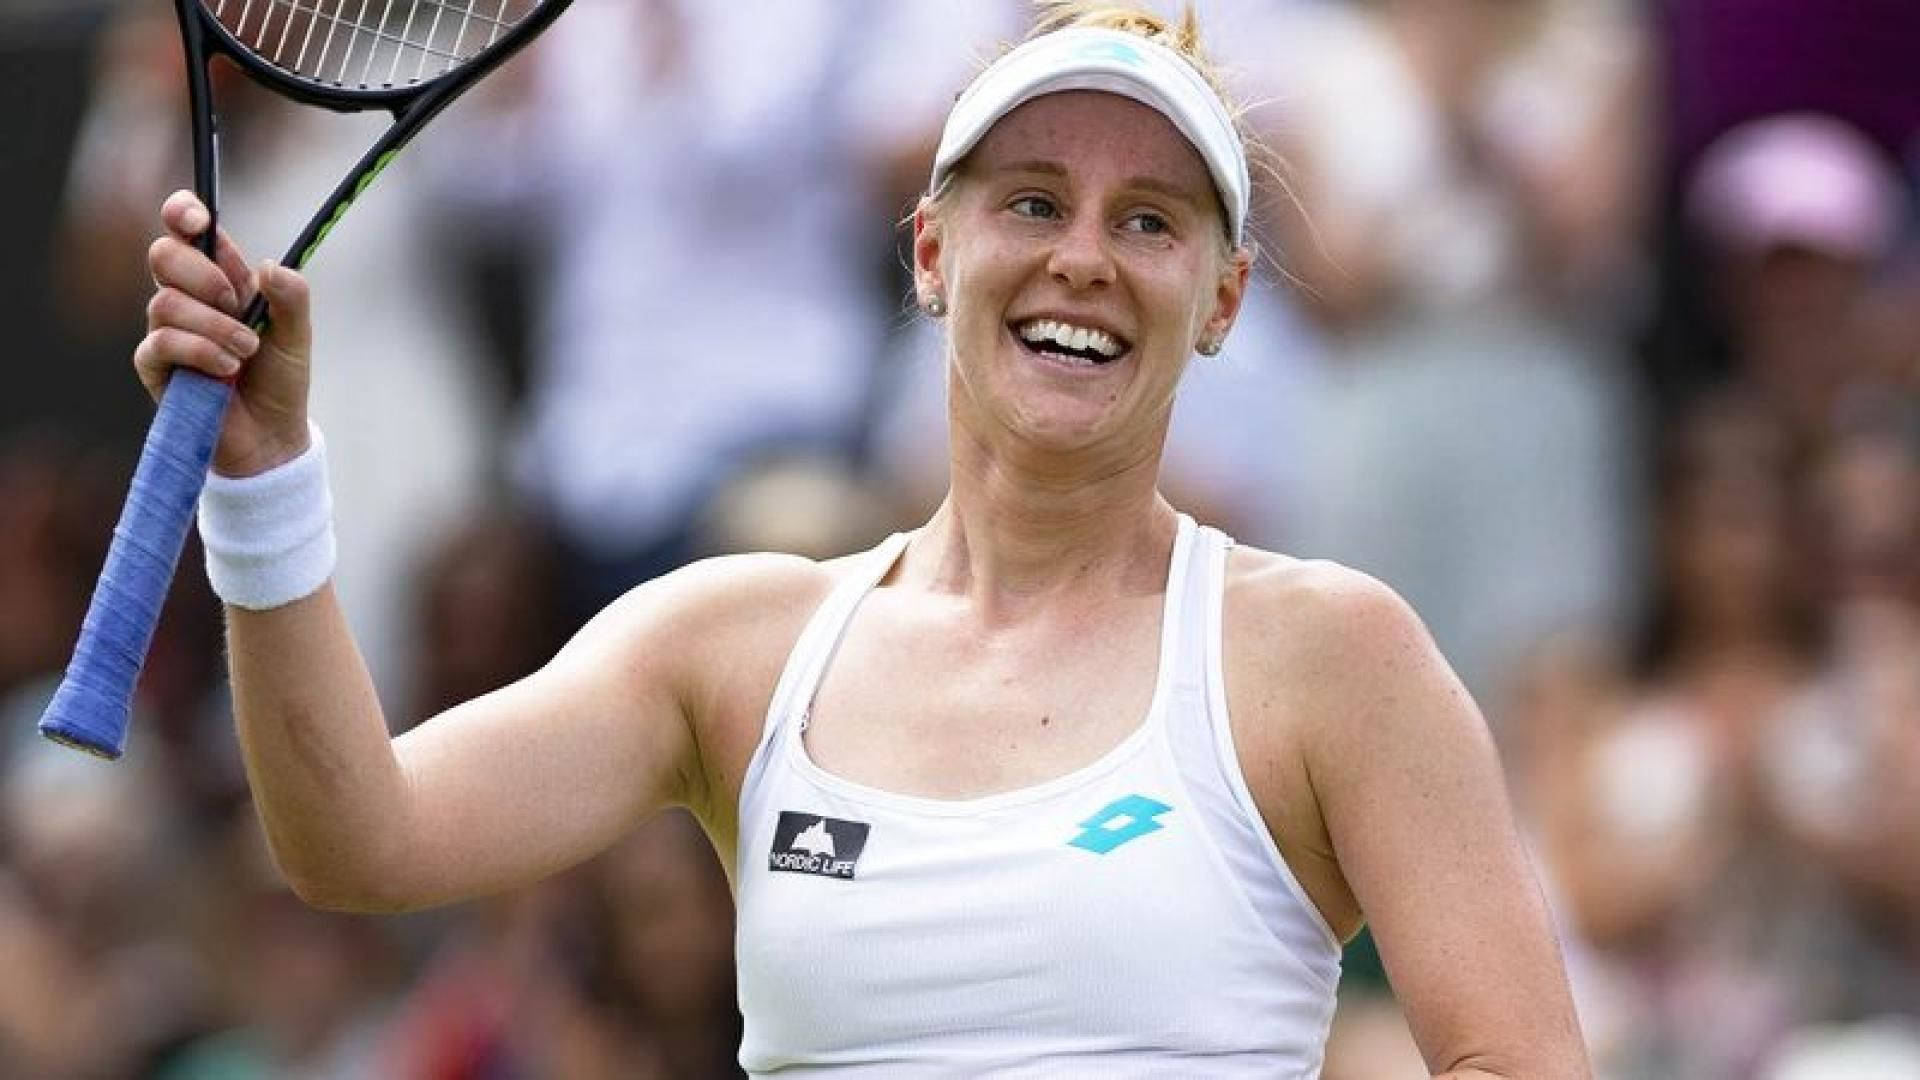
[1253,0,1648,701]
[1528,393,1817,1074]
[1686,112,1908,442]
[432,0,1021,632]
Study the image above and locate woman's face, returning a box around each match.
[915,91,1248,458]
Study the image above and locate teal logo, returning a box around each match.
[1069,795,1171,854]
[1074,39,1145,68]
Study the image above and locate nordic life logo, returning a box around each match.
[1069,794,1172,854]
[769,811,870,879]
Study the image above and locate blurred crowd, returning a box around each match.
[2,0,1918,1076]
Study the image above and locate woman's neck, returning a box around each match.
[913,420,1177,619]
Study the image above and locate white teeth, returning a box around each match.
[1016,319,1123,358]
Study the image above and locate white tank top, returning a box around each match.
[734,515,1342,1078]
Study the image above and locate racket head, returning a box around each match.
[192,0,563,111]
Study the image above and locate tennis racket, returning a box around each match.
[40,0,572,759]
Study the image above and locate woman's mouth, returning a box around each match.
[1010,318,1131,367]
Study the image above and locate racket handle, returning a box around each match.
[40,370,233,759]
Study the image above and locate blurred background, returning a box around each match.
[2,0,1917,1076]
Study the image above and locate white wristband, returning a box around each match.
[197,422,337,610]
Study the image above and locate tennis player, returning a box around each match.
[137,2,1589,1075]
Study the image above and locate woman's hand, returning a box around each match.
[136,189,314,477]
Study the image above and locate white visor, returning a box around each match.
[931,27,1250,244]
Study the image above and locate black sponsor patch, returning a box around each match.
[768,811,870,880]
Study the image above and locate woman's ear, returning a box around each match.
[1200,244,1253,352]
[913,199,947,306]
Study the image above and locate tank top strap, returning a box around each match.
[740,531,912,821]
[1174,521,1345,961]
[1166,518,1229,701]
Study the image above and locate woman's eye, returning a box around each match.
[1123,211,1171,235]
[1009,195,1058,220]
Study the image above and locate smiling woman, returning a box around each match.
[126,1,1590,1077]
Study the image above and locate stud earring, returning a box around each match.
[1196,337,1222,356]
[923,294,947,318]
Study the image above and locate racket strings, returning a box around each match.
[207,0,534,90]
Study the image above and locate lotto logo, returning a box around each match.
[1069,794,1172,854]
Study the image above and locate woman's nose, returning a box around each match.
[1046,215,1116,290]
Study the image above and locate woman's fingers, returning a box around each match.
[149,233,241,314]
[133,327,247,401]
[160,189,211,240]
[133,286,263,402]
[251,260,311,360]
[138,197,314,427]
[159,189,254,304]
[146,286,262,357]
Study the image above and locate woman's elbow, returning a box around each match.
[268,840,427,915]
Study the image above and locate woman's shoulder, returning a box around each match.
[581,542,905,815]
[1218,544,1442,710]
[601,541,896,644]
[1223,545,1422,639]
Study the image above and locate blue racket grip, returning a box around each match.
[40,370,233,758]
